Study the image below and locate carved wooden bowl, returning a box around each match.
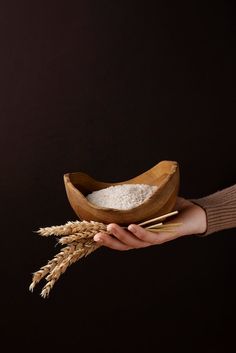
[63,160,180,226]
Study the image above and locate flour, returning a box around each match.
[86,183,158,210]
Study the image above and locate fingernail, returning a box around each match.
[128,224,136,232]
[107,224,113,232]
[94,234,102,242]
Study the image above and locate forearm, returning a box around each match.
[191,184,236,236]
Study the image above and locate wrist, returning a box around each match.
[192,204,207,235]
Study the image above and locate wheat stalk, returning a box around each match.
[36,220,106,237]
[29,242,83,292]
[29,221,108,297]
[30,212,180,298]
[41,241,100,298]
[57,227,110,245]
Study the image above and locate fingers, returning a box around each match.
[107,224,150,248]
[93,220,185,251]
[93,222,150,251]
[94,232,132,251]
[127,224,163,244]
[148,229,182,244]
[127,224,181,245]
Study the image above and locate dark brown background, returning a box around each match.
[1,1,235,352]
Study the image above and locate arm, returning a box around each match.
[190,184,236,236]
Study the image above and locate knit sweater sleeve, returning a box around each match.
[190,184,236,236]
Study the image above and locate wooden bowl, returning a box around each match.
[63,160,180,226]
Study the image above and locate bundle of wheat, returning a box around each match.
[29,211,180,298]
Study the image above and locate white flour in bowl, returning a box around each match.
[86,183,158,210]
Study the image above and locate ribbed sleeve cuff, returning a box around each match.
[190,184,236,236]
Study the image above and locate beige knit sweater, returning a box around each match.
[191,184,236,236]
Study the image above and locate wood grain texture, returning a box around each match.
[63,160,180,225]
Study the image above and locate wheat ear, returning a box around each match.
[36,220,107,237]
[41,241,100,298]
[29,242,83,292]
[58,227,109,245]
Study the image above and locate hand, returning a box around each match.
[93,197,207,251]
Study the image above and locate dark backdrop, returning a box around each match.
[1,1,235,352]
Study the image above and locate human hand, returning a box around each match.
[93,197,207,250]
